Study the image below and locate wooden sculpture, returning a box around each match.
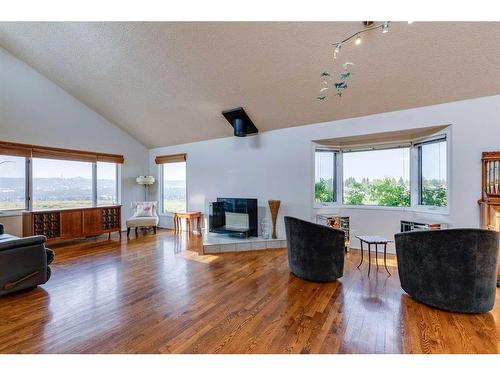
[268,200,281,239]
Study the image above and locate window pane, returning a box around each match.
[0,155,26,210]
[343,148,410,206]
[420,140,447,207]
[315,150,336,203]
[163,162,186,213]
[97,162,118,206]
[32,158,93,209]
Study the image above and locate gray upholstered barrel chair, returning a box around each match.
[284,216,345,282]
[0,224,54,296]
[395,229,499,313]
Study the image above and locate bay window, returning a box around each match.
[343,147,410,207]
[314,132,448,210]
[417,137,447,207]
[315,149,337,205]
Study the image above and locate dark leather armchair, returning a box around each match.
[284,216,345,282]
[0,223,54,296]
[395,229,499,313]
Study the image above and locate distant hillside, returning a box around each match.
[0,177,116,202]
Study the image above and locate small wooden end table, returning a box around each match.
[174,211,202,233]
[355,235,392,276]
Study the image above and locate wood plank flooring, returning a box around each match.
[0,229,498,354]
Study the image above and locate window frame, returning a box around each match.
[413,134,449,213]
[0,156,120,214]
[96,161,120,207]
[0,155,30,212]
[31,157,94,210]
[313,148,339,208]
[159,160,188,215]
[341,144,412,208]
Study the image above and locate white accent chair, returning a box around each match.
[126,201,159,238]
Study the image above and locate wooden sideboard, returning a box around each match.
[23,205,121,243]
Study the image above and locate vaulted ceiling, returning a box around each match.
[0,22,499,148]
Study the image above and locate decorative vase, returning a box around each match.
[260,218,271,239]
[268,200,281,239]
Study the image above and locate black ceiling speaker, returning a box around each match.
[222,107,258,137]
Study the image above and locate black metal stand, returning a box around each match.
[356,236,391,276]
[384,243,391,276]
[357,241,364,268]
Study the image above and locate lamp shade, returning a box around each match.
[136,175,155,185]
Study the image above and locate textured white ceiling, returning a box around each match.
[0,22,499,148]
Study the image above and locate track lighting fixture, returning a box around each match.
[318,21,404,102]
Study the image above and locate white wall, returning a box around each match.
[149,95,500,252]
[0,47,149,233]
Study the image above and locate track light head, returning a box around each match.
[355,34,361,45]
[382,22,389,33]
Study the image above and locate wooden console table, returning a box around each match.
[23,205,121,243]
[174,211,202,233]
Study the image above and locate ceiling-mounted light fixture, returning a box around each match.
[333,44,341,59]
[317,21,401,102]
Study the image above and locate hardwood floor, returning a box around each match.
[0,229,498,354]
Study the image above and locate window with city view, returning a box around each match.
[0,155,26,210]
[97,161,118,206]
[162,161,186,213]
[343,147,410,207]
[419,139,447,207]
[32,158,93,209]
[314,149,337,204]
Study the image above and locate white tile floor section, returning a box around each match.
[202,231,287,254]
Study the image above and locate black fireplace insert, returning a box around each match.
[209,198,258,237]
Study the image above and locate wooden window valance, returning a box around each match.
[96,153,125,164]
[155,153,187,164]
[0,142,32,158]
[0,140,124,164]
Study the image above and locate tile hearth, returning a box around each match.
[202,231,286,254]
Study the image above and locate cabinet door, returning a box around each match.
[22,213,34,237]
[60,210,83,239]
[102,207,121,230]
[82,208,103,236]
